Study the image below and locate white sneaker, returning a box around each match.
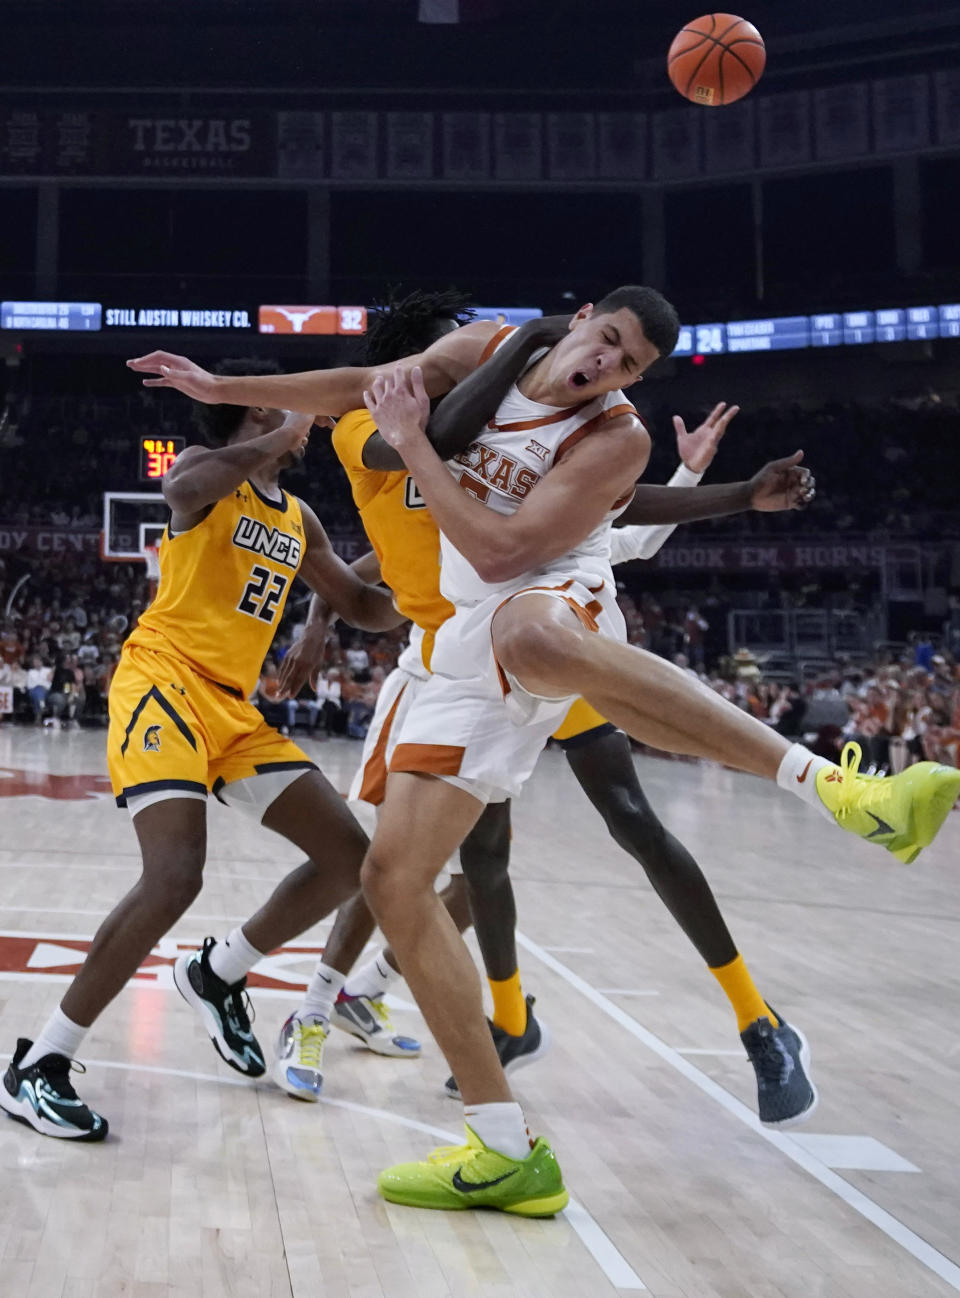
[331,993,421,1058]
[270,1013,328,1101]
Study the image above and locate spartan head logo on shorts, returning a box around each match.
[143,724,163,752]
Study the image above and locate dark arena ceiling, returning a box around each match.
[6,0,960,98]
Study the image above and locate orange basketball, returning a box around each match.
[667,13,766,107]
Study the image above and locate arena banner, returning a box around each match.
[647,538,893,572]
[105,111,275,176]
[0,83,956,181]
[0,110,276,177]
[0,525,100,556]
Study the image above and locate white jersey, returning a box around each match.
[439,326,639,608]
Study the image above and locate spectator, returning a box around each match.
[314,669,346,736]
[48,653,85,727]
[25,654,52,723]
[345,636,371,682]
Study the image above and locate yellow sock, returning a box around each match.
[488,971,527,1037]
[709,954,778,1034]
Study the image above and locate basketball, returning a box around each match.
[667,13,766,106]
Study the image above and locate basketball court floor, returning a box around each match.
[1,724,958,1298]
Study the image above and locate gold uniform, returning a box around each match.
[107,481,316,809]
[331,410,611,746]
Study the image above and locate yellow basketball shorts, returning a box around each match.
[107,642,315,814]
[550,697,616,748]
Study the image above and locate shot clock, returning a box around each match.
[139,436,184,480]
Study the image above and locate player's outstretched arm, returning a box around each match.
[617,452,814,528]
[162,413,313,527]
[423,315,571,453]
[366,366,649,583]
[126,321,498,417]
[297,502,405,633]
[611,401,813,561]
[278,550,385,698]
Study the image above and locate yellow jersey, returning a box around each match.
[332,409,453,670]
[127,481,305,698]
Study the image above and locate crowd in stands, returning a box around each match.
[647,636,960,774]
[2,378,959,767]
[0,552,149,729]
[3,382,960,543]
[3,537,957,780]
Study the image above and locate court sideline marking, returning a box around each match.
[516,929,960,1294]
[0,1052,646,1294]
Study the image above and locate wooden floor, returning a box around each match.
[1,723,958,1298]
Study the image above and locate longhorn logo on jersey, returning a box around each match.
[143,724,163,752]
[232,516,302,569]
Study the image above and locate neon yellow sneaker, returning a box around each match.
[816,742,960,864]
[377,1125,569,1216]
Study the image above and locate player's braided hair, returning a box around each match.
[192,358,283,447]
[362,287,475,366]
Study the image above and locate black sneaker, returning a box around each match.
[444,995,551,1099]
[173,937,266,1077]
[0,1038,107,1141]
[741,1009,818,1128]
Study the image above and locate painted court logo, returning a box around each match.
[0,932,329,995]
[0,768,113,801]
[143,724,163,752]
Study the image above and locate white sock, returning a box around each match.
[343,948,399,1001]
[297,963,346,1023]
[21,1007,88,1069]
[208,927,265,986]
[464,1101,532,1161]
[776,743,834,821]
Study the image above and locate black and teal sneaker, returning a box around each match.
[173,937,266,1077]
[0,1038,107,1141]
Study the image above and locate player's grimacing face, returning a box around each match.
[554,307,660,397]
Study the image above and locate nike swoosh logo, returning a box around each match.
[865,811,895,839]
[452,1167,519,1194]
[796,759,813,784]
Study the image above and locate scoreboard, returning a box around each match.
[672,304,960,356]
[1,301,101,331]
[139,436,184,480]
[4,295,960,357]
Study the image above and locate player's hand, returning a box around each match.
[126,351,218,401]
[277,622,330,698]
[673,402,740,473]
[364,366,430,459]
[749,451,815,512]
[273,410,314,459]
